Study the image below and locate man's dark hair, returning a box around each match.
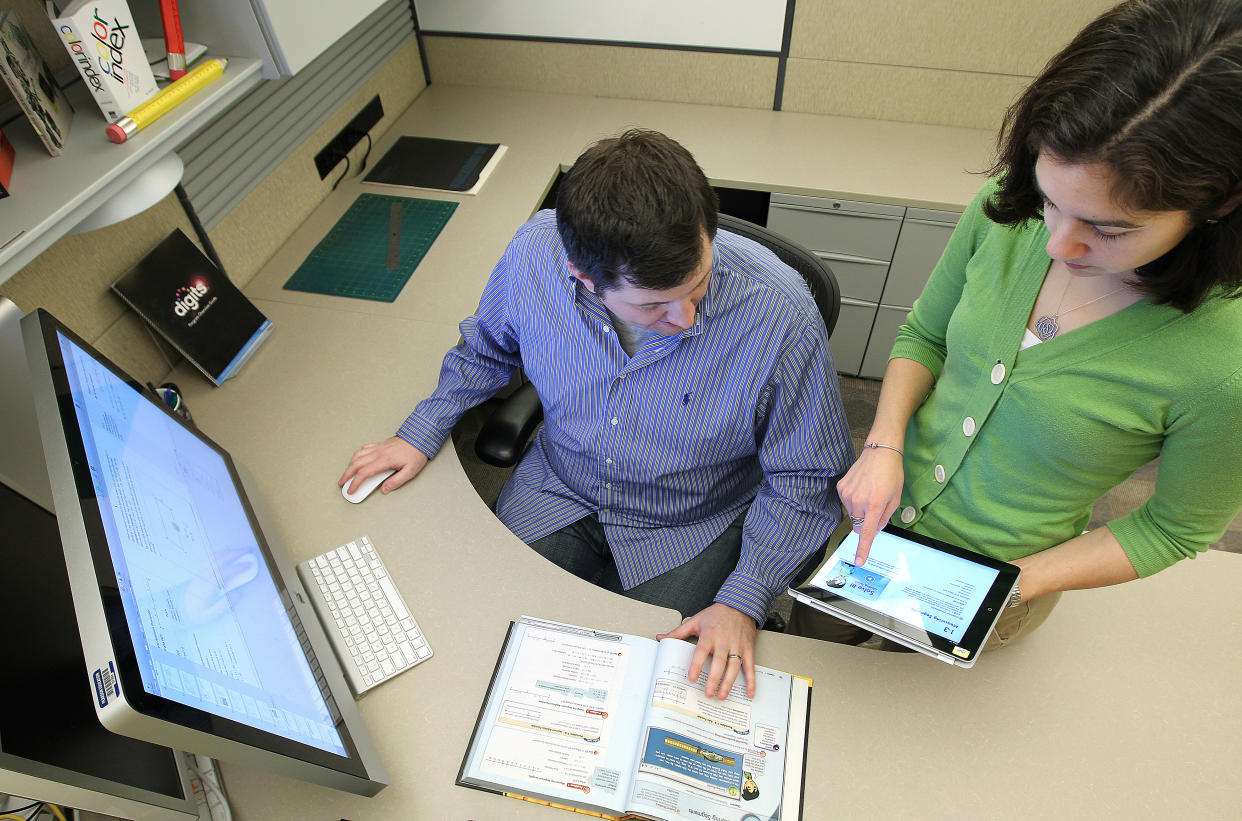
[986,0,1242,312]
[556,129,718,292]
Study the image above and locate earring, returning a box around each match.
[1205,218,1220,225]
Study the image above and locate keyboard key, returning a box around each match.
[378,577,408,619]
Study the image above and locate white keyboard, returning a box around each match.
[296,535,432,695]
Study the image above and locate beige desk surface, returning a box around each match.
[175,86,1241,820]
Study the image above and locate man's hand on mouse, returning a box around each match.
[339,436,428,495]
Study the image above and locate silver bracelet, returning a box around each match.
[864,442,904,456]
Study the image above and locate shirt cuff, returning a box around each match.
[1107,509,1205,578]
[888,335,946,378]
[396,413,448,459]
[714,572,778,626]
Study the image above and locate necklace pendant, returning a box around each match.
[1034,314,1059,340]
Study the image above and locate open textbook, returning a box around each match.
[458,617,810,820]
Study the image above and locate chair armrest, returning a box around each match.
[475,381,544,468]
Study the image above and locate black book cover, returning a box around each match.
[112,229,272,385]
[363,136,505,194]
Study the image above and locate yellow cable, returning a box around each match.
[0,805,70,821]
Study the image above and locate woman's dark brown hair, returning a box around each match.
[987,0,1242,312]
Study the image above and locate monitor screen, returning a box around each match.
[20,309,386,796]
[56,325,347,754]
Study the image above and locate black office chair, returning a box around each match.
[472,214,842,629]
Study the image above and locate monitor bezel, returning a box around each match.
[20,308,387,796]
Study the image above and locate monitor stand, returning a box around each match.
[0,297,54,512]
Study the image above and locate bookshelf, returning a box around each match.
[0,56,262,286]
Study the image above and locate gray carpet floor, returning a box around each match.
[451,375,1241,623]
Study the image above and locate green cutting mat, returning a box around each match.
[283,194,457,302]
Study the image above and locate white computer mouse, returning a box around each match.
[342,469,396,503]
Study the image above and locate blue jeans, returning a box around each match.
[527,510,747,619]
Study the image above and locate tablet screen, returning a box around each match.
[800,525,1019,663]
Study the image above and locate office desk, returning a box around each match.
[173,87,1241,820]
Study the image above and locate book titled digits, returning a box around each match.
[112,229,272,386]
[458,616,811,820]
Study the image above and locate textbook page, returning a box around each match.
[624,638,797,821]
[460,617,658,815]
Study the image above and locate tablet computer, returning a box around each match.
[788,525,1020,668]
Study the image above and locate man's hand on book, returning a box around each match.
[658,603,757,699]
[339,436,428,496]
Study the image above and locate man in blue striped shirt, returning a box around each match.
[341,130,852,697]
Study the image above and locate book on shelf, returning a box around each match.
[0,128,13,198]
[48,0,158,123]
[112,229,272,386]
[363,136,507,195]
[458,616,811,821]
[0,11,74,156]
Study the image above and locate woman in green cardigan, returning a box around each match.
[809,0,1242,648]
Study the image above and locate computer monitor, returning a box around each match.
[19,308,388,797]
[0,479,197,821]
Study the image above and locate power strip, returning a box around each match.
[314,95,385,179]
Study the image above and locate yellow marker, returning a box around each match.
[106,58,228,144]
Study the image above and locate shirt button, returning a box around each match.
[610,417,618,425]
[934,465,946,483]
[605,458,613,465]
[991,362,1006,384]
[900,506,917,524]
[603,327,611,333]
[604,482,612,489]
[963,417,976,437]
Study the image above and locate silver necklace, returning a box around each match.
[1034,278,1129,341]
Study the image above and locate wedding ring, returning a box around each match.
[727,653,743,661]
[850,515,865,527]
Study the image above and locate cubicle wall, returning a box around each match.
[418,0,1117,130]
[415,0,790,52]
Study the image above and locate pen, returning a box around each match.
[158,0,187,79]
[106,58,227,144]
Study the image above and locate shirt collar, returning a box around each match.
[567,243,724,338]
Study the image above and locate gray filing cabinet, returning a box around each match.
[767,195,960,378]
[859,207,961,377]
